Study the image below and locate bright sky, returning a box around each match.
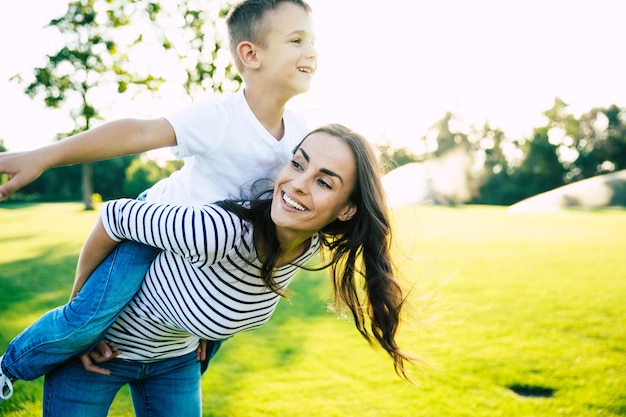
[1,0,625,153]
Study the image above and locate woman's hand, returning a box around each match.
[196,340,208,361]
[80,340,123,375]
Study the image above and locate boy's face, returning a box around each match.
[255,3,317,97]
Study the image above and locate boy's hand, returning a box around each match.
[80,340,122,375]
[0,152,44,200]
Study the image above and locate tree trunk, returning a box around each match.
[82,162,94,210]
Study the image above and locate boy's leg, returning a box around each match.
[1,241,157,381]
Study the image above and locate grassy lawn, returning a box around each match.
[1,203,625,416]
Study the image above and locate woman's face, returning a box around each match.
[271,131,357,238]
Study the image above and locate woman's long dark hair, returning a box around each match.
[217,124,413,381]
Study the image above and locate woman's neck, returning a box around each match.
[276,239,311,267]
[257,229,312,268]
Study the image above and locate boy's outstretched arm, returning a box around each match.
[0,117,176,200]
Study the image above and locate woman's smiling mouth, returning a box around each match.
[282,192,307,211]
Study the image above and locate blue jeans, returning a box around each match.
[1,241,157,381]
[42,350,217,417]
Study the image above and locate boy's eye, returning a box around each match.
[291,38,302,44]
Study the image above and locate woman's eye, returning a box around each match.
[318,179,332,189]
[291,160,303,170]
[291,38,302,44]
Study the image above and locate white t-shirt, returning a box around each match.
[145,88,309,205]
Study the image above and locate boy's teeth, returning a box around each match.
[284,194,306,211]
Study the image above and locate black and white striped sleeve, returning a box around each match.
[102,199,242,267]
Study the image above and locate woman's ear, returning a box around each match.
[337,203,357,222]
[237,41,261,69]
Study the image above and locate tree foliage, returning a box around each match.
[377,143,421,174]
[473,99,626,205]
[379,98,626,206]
[124,157,184,198]
[17,0,164,209]
[6,1,625,207]
[13,0,237,208]
[573,104,626,180]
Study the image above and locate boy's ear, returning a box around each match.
[337,203,357,222]
[237,41,261,69]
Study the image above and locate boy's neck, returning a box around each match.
[243,87,290,141]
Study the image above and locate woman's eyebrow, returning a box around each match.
[299,147,310,162]
[297,147,343,184]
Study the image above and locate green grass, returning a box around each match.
[1,203,625,416]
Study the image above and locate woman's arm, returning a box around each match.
[73,197,235,297]
[102,199,240,268]
[0,118,176,201]
[76,200,232,373]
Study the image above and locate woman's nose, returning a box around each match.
[291,175,310,194]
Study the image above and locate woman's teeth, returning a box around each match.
[283,194,306,211]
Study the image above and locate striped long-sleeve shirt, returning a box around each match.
[101,198,320,361]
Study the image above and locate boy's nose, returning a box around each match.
[306,42,318,60]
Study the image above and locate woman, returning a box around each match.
[40,124,412,416]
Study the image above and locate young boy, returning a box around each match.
[0,0,317,402]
